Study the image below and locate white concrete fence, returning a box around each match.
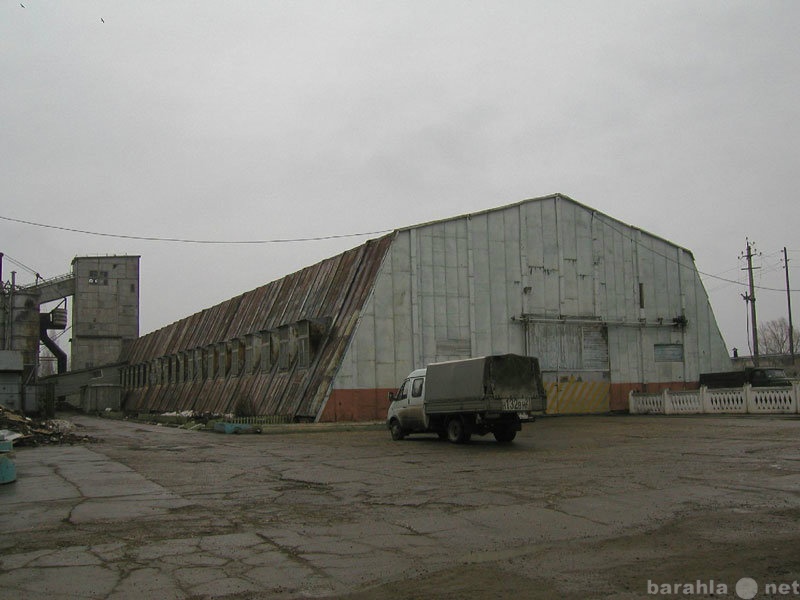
[629,383,800,415]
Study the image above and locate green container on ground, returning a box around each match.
[0,454,16,484]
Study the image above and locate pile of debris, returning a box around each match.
[0,406,100,447]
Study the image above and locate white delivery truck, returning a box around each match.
[386,354,546,444]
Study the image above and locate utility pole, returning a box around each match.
[742,239,760,366]
[785,247,795,360]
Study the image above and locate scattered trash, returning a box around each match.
[213,422,262,435]
[0,430,23,443]
[162,410,203,418]
[47,420,77,434]
[0,406,101,447]
[178,421,206,431]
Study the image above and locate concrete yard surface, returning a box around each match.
[1,414,799,599]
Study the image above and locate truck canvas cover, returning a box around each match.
[424,354,546,413]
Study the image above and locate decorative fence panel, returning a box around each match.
[705,389,747,414]
[630,383,800,415]
[748,387,797,414]
[665,390,702,415]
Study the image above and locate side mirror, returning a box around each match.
[388,391,397,402]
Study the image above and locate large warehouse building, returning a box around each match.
[121,194,732,420]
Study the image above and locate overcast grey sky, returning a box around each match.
[2,1,798,357]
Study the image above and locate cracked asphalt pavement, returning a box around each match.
[1,414,799,599]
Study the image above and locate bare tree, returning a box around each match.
[758,318,799,355]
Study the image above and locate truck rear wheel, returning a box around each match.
[446,416,471,444]
[389,420,405,441]
[493,426,517,443]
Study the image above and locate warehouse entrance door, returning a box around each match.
[525,322,611,414]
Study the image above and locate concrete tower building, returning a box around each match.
[71,256,140,370]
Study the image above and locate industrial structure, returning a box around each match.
[0,255,139,412]
[119,194,732,420]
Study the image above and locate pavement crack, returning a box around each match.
[542,504,610,526]
[253,532,330,579]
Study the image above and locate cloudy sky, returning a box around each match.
[1,1,798,357]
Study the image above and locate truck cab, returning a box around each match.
[387,368,429,437]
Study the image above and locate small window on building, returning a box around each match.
[295,321,311,369]
[207,349,217,380]
[260,332,272,373]
[199,349,208,380]
[278,328,291,371]
[232,340,245,377]
[278,342,289,370]
[88,270,109,285]
[297,337,310,369]
[223,344,232,377]
[654,343,684,362]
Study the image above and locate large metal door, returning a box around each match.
[526,322,610,414]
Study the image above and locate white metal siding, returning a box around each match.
[336,195,731,391]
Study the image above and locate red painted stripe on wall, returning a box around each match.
[322,382,701,422]
[610,381,698,411]
[319,388,395,422]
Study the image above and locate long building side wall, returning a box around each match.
[329,196,731,418]
[121,236,394,418]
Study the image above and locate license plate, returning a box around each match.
[502,398,530,411]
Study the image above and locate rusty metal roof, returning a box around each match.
[122,234,394,418]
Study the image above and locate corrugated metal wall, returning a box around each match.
[121,235,393,418]
[337,194,730,413]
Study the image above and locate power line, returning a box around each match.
[0,214,393,244]
[3,211,797,290]
[593,213,800,293]
[699,270,799,293]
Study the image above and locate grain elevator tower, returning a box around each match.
[70,256,140,370]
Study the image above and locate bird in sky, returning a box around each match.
[100,17,105,23]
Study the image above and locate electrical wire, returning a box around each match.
[2,252,41,278]
[0,214,393,244]
[591,214,799,293]
[2,211,797,290]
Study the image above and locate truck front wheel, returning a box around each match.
[446,416,471,444]
[389,420,405,441]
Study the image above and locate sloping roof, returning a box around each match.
[122,233,394,417]
[397,192,694,258]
